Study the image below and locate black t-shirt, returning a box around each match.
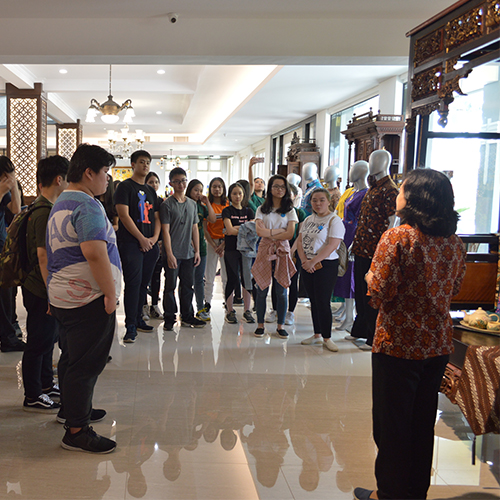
[221,205,254,252]
[114,178,160,242]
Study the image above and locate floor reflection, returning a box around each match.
[0,287,499,499]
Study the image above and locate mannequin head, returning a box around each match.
[323,166,338,189]
[287,172,301,187]
[369,150,392,180]
[349,161,368,183]
[302,162,318,182]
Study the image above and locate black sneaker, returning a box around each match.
[225,310,237,324]
[163,322,174,331]
[204,302,211,313]
[181,317,206,328]
[242,310,255,323]
[61,425,116,454]
[57,408,106,425]
[42,383,60,400]
[123,326,137,344]
[233,297,244,306]
[1,337,26,352]
[137,320,153,333]
[23,394,60,413]
[254,327,265,338]
[276,328,289,339]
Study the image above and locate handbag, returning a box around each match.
[336,240,349,277]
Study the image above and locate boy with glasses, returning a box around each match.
[160,168,205,331]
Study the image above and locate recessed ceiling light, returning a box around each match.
[157,69,166,75]
[156,111,162,115]
[59,69,68,74]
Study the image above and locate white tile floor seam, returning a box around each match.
[1,279,499,499]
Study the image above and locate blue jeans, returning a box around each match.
[118,241,160,328]
[256,278,287,325]
[193,255,206,312]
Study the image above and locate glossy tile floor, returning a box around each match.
[1,281,499,500]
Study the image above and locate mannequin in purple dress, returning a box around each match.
[333,161,369,332]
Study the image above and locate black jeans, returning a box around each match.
[351,255,378,345]
[21,287,58,398]
[52,296,115,428]
[300,259,339,338]
[0,286,17,346]
[163,257,195,323]
[118,241,159,327]
[372,353,448,500]
[150,255,164,306]
[224,250,251,301]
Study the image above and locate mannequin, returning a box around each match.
[301,163,322,216]
[333,161,369,333]
[350,150,398,350]
[323,166,341,210]
[287,173,303,208]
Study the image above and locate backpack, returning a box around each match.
[0,200,52,288]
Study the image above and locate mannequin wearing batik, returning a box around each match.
[350,150,398,349]
[323,166,341,211]
[333,161,369,332]
[287,173,303,208]
[301,163,322,216]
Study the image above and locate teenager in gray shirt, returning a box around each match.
[160,168,205,331]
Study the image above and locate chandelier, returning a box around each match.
[107,125,145,159]
[86,65,135,124]
[157,149,181,170]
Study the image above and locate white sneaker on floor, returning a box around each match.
[301,335,324,345]
[358,341,373,351]
[344,334,357,341]
[265,310,277,323]
[324,338,339,352]
[142,305,150,321]
[149,305,163,319]
[285,311,294,325]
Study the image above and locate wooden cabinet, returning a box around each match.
[285,132,320,177]
[341,109,405,178]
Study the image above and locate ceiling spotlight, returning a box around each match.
[86,65,134,124]
[59,69,68,74]
[156,111,162,115]
[157,69,166,75]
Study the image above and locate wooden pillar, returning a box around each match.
[6,83,47,197]
[56,120,83,160]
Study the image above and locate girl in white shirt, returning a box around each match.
[297,188,345,351]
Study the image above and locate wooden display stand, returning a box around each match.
[285,133,320,177]
[341,109,405,179]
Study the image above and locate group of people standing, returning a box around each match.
[1,142,468,500]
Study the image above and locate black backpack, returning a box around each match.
[0,200,52,288]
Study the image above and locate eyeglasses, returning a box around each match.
[272,184,286,191]
[171,178,188,185]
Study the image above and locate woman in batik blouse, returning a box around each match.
[354,169,466,500]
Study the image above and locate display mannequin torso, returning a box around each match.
[301,163,322,216]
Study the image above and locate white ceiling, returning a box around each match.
[0,0,455,156]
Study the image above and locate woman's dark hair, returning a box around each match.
[228,182,248,207]
[260,174,293,215]
[67,144,116,183]
[99,173,117,223]
[0,156,15,175]
[208,177,227,206]
[186,179,203,200]
[398,168,459,237]
[237,179,251,200]
[145,171,160,185]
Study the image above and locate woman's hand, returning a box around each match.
[302,259,316,273]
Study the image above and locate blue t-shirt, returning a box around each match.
[46,190,122,309]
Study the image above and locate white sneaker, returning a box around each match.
[285,311,294,325]
[149,305,163,319]
[344,334,357,341]
[265,310,277,323]
[142,305,150,321]
[358,342,372,351]
[301,335,324,345]
[324,338,339,352]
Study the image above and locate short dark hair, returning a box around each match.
[186,179,203,200]
[67,144,116,183]
[145,171,160,185]
[260,174,293,215]
[398,168,459,237]
[130,150,151,164]
[37,155,69,188]
[0,156,15,175]
[228,182,248,207]
[169,167,187,181]
[208,177,227,206]
[237,179,251,200]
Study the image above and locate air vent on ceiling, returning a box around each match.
[173,136,189,143]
